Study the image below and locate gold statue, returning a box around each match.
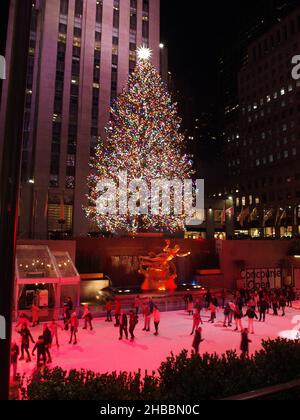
[139,240,190,291]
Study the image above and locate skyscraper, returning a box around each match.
[225,5,300,239]
[0,0,160,239]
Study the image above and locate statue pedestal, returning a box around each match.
[140,268,177,291]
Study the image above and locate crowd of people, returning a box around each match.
[11,295,162,380]
[11,286,297,381]
[185,285,297,357]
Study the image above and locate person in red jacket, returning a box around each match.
[191,309,203,335]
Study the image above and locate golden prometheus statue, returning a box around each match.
[139,240,191,291]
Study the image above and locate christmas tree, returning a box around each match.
[85,47,194,234]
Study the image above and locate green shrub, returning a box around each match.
[19,338,300,400]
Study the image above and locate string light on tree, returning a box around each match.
[84,46,194,234]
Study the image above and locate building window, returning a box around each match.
[48,204,73,233]
[96,0,103,23]
[75,0,83,18]
[143,0,149,12]
[60,0,69,16]
[113,0,120,29]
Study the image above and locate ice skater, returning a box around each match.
[187,295,194,316]
[69,312,79,345]
[32,336,47,367]
[43,324,52,363]
[63,304,71,330]
[272,294,279,316]
[208,302,217,323]
[129,310,138,341]
[15,312,30,330]
[119,312,128,340]
[142,301,151,332]
[49,319,63,348]
[244,307,258,334]
[105,299,113,322]
[10,342,19,381]
[134,295,141,315]
[234,306,244,332]
[82,304,93,331]
[192,327,203,355]
[258,297,268,322]
[191,309,202,335]
[31,304,39,327]
[153,305,161,336]
[114,298,121,327]
[223,303,232,328]
[18,324,35,363]
[279,295,286,317]
[240,329,251,358]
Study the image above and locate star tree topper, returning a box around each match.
[137,45,152,62]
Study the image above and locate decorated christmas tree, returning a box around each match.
[85,47,194,234]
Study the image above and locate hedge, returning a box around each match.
[19,338,300,400]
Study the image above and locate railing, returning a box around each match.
[223,379,300,400]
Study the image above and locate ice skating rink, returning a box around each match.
[12,307,300,378]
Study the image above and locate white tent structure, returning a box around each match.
[15,245,80,319]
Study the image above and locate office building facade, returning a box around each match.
[0,0,160,238]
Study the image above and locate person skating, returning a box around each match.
[148,297,155,315]
[187,295,194,316]
[114,298,121,327]
[105,299,113,322]
[211,295,218,308]
[63,304,71,331]
[119,313,128,340]
[208,302,217,323]
[129,310,138,340]
[32,336,47,367]
[223,303,232,327]
[69,312,79,345]
[240,328,251,358]
[279,295,286,317]
[18,324,35,363]
[192,327,203,355]
[43,324,52,363]
[82,304,93,330]
[31,304,39,327]
[272,294,279,316]
[15,312,30,330]
[287,287,293,308]
[49,319,63,348]
[203,289,212,309]
[153,306,161,336]
[142,301,151,332]
[134,295,141,316]
[258,297,268,322]
[10,342,19,381]
[234,306,244,332]
[244,307,258,334]
[67,297,73,312]
[191,309,202,335]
